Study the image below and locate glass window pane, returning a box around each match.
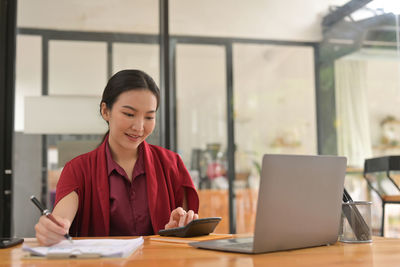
[49,40,107,96]
[234,44,317,157]
[176,44,229,232]
[113,43,160,84]
[234,43,317,233]
[15,35,42,132]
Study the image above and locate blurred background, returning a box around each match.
[2,0,400,238]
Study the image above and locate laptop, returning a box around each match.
[190,154,347,254]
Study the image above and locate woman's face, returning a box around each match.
[101,89,157,153]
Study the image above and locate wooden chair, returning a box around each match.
[363,156,400,236]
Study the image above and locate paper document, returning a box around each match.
[23,237,144,258]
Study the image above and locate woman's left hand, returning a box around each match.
[165,207,199,229]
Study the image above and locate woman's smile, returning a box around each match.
[125,133,143,142]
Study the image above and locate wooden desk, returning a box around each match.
[2,236,400,266]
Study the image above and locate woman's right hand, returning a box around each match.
[34,215,71,246]
[165,207,199,229]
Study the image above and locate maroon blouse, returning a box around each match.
[106,142,153,236]
[55,137,199,237]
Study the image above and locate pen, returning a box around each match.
[342,189,370,241]
[30,195,73,243]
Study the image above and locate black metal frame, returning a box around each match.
[314,45,323,154]
[322,0,373,29]
[40,36,48,206]
[225,43,236,234]
[0,0,17,237]
[160,0,173,150]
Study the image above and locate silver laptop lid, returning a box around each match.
[253,154,346,253]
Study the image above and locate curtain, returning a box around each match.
[335,58,372,167]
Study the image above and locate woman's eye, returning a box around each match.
[123,112,134,117]
[146,117,155,120]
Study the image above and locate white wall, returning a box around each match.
[17,0,159,33]
[171,0,348,41]
[18,0,348,41]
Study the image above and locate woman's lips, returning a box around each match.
[125,133,142,142]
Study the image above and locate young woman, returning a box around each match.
[35,69,199,246]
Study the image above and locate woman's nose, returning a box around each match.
[131,117,144,131]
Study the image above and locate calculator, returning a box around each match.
[158,217,221,238]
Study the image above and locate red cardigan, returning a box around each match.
[55,139,199,237]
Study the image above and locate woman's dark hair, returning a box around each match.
[100,69,160,142]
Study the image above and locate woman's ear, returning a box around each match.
[100,102,110,121]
